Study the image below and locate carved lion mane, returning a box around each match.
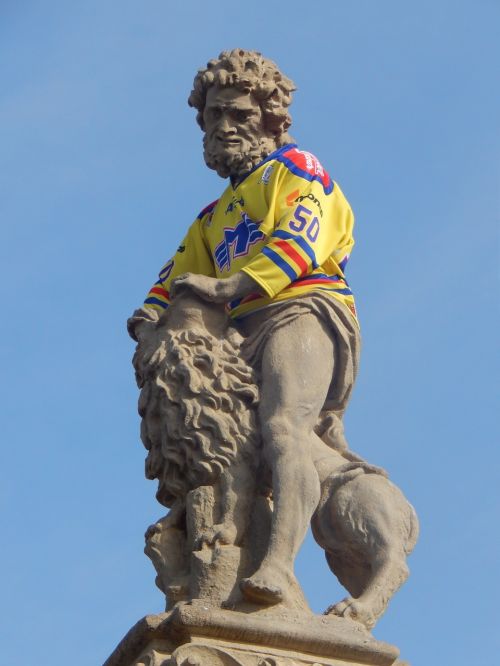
[131,304,260,507]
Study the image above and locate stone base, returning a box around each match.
[104,601,408,666]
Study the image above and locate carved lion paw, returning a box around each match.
[325,596,376,629]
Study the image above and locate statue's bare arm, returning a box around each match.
[170,271,261,303]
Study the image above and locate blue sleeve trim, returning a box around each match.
[144,297,169,309]
[271,229,318,268]
[261,246,298,281]
[338,256,349,272]
[316,286,353,296]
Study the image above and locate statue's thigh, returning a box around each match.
[259,313,335,424]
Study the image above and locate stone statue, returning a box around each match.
[117,49,419,666]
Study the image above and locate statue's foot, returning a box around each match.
[325,596,376,629]
[240,565,291,605]
[240,576,283,604]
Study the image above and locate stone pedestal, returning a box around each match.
[104,602,408,666]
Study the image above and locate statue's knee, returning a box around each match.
[261,403,315,436]
[261,414,311,462]
[261,414,293,445]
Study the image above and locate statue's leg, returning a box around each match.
[317,473,418,628]
[240,313,334,604]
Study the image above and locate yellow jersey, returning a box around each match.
[144,144,358,324]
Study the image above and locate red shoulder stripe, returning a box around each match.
[197,199,219,219]
[278,148,333,195]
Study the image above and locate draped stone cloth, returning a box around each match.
[238,294,361,416]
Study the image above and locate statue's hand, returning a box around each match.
[170,273,222,302]
[171,272,261,303]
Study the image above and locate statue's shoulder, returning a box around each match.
[196,199,219,221]
[275,145,333,195]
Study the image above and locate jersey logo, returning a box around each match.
[259,164,274,184]
[225,195,245,214]
[286,188,324,217]
[214,213,265,272]
[278,148,333,195]
[286,189,300,207]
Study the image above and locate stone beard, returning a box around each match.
[203,131,278,179]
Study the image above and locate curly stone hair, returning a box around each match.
[134,322,260,505]
[188,49,296,142]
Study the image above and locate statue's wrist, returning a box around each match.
[233,272,259,299]
[215,274,241,300]
[212,273,259,302]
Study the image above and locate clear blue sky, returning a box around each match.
[1,1,498,664]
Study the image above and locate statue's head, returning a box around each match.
[188,49,296,179]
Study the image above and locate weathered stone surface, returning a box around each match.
[104,603,402,666]
[130,291,418,627]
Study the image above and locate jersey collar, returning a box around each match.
[230,143,297,189]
